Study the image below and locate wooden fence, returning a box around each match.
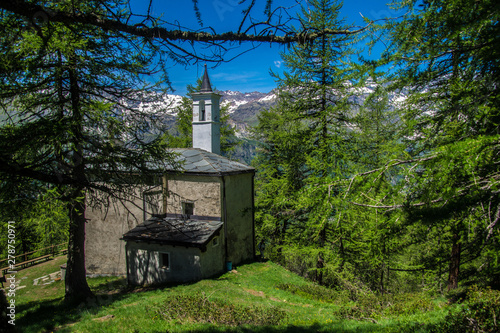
[0,242,67,276]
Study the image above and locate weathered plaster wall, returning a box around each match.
[126,242,201,285]
[166,176,221,218]
[200,231,226,278]
[126,234,225,285]
[223,173,255,265]
[85,172,253,278]
[85,187,161,276]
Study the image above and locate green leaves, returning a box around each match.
[253,0,500,292]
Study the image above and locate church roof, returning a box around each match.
[165,148,254,176]
[122,215,222,251]
[200,64,212,92]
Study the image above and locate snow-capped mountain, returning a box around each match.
[119,83,408,164]
[135,94,185,115]
[220,90,275,114]
[130,82,407,140]
[220,90,277,137]
[137,89,278,138]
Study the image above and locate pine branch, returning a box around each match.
[1,0,369,45]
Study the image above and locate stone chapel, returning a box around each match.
[85,67,255,285]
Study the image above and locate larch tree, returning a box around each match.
[339,82,409,293]
[253,0,363,286]
[380,0,500,289]
[0,0,177,303]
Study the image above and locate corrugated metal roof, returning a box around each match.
[165,148,254,175]
[122,216,223,250]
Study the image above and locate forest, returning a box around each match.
[0,0,499,328]
[252,0,500,295]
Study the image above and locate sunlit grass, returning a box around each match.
[11,258,455,333]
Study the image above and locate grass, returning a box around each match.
[5,257,457,333]
[5,255,67,304]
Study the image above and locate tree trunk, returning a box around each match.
[316,253,324,285]
[447,49,462,292]
[64,59,94,304]
[65,188,94,304]
[380,264,385,295]
[316,226,326,285]
[447,232,461,291]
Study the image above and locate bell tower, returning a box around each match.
[192,65,221,154]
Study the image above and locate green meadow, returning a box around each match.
[6,256,493,333]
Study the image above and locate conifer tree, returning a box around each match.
[382,0,500,289]
[0,0,174,303]
[0,0,372,301]
[341,83,409,292]
[253,0,360,285]
[0,0,373,303]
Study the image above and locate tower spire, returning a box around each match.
[200,64,212,92]
[191,66,221,154]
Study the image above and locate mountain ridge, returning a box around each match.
[144,82,407,139]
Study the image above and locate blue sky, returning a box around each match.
[130,1,404,95]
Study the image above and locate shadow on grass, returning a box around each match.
[16,277,135,332]
[143,321,427,333]
[14,269,439,333]
[16,275,223,332]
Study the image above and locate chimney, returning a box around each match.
[191,65,221,154]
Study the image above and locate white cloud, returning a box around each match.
[212,72,259,83]
[274,60,282,68]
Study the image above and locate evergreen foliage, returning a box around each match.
[253,0,500,294]
[1,0,499,307]
[0,0,175,302]
[253,0,388,289]
[0,187,69,261]
[381,0,500,290]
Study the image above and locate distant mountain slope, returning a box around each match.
[130,83,407,164]
[135,90,278,139]
[220,90,277,137]
[134,81,407,139]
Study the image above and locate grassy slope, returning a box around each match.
[8,257,453,333]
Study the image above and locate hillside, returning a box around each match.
[5,257,466,333]
[135,83,406,164]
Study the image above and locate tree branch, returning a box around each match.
[1,0,369,45]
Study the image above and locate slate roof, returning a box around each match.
[122,215,223,250]
[200,64,213,92]
[165,148,254,176]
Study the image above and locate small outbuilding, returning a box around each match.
[122,216,224,285]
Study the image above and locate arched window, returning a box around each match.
[199,100,206,121]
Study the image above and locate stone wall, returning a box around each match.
[166,175,221,218]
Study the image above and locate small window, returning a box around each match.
[182,202,194,217]
[160,252,170,270]
[212,237,219,247]
[199,101,206,121]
